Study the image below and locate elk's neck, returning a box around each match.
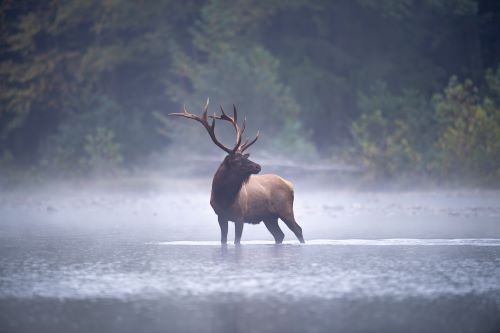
[211,165,249,208]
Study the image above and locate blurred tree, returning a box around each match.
[164,0,314,158]
[0,0,499,183]
[432,74,500,183]
[0,0,198,168]
[266,0,482,151]
[352,84,429,180]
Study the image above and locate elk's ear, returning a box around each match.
[243,153,250,159]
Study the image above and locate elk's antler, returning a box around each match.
[211,104,259,153]
[169,99,259,154]
[239,130,260,152]
[210,105,243,151]
[169,98,233,154]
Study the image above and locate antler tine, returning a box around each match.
[210,105,230,121]
[168,99,233,154]
[211,105,243,152]
[240,137,250,149]
[231,105,243,151]
[202,98,210,122]
[220,105,229,118]
[205,119,234,154]
[168,104,201,121]
[233,117,246,150]
[241,117,246,135]
[239,131,259,152]
[169,100,258,154]
[209,112,216,133]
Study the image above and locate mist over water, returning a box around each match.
[1,1,500,331]
[1,177,500,332]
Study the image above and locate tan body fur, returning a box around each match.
[169,100,304,244]
[211,174,295,224]
[210,165,304,244]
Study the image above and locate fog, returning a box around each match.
[2,0,500,332]
[2,176,500,241]
[2,173,500,332]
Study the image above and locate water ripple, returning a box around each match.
[153,238,500,246]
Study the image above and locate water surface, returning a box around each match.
[1,186,500,332]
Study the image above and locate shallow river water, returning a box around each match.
[1,183,500,332]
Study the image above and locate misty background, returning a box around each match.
[2,3,500,332]
[1,0,500,187]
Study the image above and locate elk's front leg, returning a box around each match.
[234,221,244,245]
[218,216,228,245]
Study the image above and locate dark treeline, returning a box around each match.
[1,0,499,185]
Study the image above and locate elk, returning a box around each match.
[169,99,305,245]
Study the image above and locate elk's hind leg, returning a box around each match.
[263,217,285,244]
[281,213,305,244]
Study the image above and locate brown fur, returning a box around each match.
[212,174,292,223]
[169,100,304,245]
[210,153,305,244]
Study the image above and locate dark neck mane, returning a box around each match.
[211,164,249,208]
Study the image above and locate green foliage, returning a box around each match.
[1,0,500,185]
[353,82,432,179]
[82,127,123,173]
[165,0,315,158]
[39,96,123,175]
[0,0,191,165]
[353,71,500,184]
[352,110,422,179]
[432,76,500,183]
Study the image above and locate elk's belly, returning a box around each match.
[241,201,275,223]
[238,181,278,223]
[212,200,272,223]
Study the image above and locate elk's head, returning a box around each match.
[222,152,261,177]
[169,99,261,177]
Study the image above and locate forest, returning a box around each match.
[1,0,499,186]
